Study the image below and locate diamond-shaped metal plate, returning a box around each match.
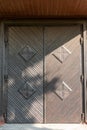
[55,81,72,100]
[52,46,71,63]
[18,81,36,99]
[19,45,36,61]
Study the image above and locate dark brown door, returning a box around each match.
[7,27,44,123]
[44,26,82,123]
[5,25,82,123]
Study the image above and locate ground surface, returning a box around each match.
[0,124,87,130]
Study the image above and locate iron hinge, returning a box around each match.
[4,75,8,82]
[3,113,6,122]
[4,34,8,48]
[80,37,84,45]
[81,113,85,123]
[4,40,8,48]
[4,36,8,43]
[80,75,84,83]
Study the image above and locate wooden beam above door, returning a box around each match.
[0,0,87,19]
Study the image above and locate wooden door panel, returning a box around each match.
[7,27,43,123]
[6,25,83,123]
[45,26,82,123]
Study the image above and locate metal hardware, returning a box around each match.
[81,113,85,123]
[4,37,8,43]
[2,25,8,123]
[5,41,8,48]
[80,37,84,45]
[4,26,8,43]
[3,113,6,122]
[4,75,8,82]
[80,75,84,83]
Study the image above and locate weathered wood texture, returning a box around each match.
[7,27,43,123]
[0,0,87,18]
[4,25,83,123]
[45,26,82,123]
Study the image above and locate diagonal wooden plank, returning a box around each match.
[7,27,44,123]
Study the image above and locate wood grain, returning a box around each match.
[7,27,44,123]
[45,26,82,123]
[0,0,87,18]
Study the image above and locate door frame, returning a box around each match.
[0,20,87,123]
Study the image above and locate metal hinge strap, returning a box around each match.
[81,113,85,123]
[80,37,84,45]
[4,75,8,82]
[80,74,84,83]
[3,113,7,122]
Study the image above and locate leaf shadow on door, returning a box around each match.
[5,26,82,123]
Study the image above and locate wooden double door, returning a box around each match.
[4,25,82,123]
